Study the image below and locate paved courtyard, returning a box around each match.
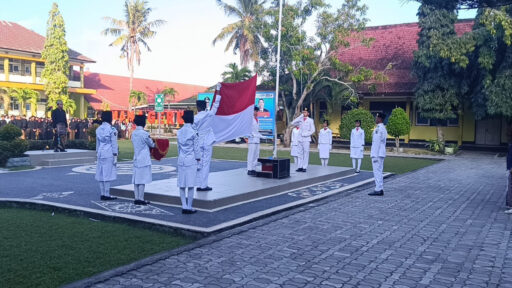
[73,152,512,288]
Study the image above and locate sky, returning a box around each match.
[0,0,476,87]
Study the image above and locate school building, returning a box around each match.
[315,19,507,147]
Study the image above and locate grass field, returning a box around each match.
[118,140,439,174]
[0,208,191,288]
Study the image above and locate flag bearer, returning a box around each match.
[247,106,264,175]
[318,120,333,167]
[95,111,118,201]
[369,113,387,196]
[131,114,155,205]
[350,120,365,173]
[291,108,315,172]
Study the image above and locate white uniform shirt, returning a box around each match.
[371,123,387,158]
[96,122,118,159]
[194,96,221,147]
[248,117,263,144]
[318,128,332,145]
[350,128,365,148]
[291,116,316,143]
[291,128,300,146]
[131,126,155,167]
[177,123,200,167]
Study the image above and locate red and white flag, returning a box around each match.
[212,75,257,143]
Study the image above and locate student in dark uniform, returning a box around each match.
[0,115,7,128]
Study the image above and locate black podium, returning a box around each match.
[255,158,290,179]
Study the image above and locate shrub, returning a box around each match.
[339,108,375,143]
[27,140,94,151]
[426,139,444,153]
[386,107,411,149]
[0,139,29,167]
[0,124,22,141]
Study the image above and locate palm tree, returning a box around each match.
[102,0,166,110]
[129,90,147,110]
[9,88,39,116]
[63,98,76,115]
[213,0,265,67]
[160,87,178,109]
[221,62,253,82]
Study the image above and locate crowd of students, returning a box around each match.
[0,114,134,141]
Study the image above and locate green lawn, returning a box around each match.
[0,208,191,288]
[118,140,439,174]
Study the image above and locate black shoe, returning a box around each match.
[296,168,303,172]
[355,170,360,174]
[196,187,207,192]
[134,200,149,205]
[189,209,197,214]
[60,149,67,152]
[204,186,213,191]
[248,170,257,176]
[182,209,197,214]
[100,195,118,201]
[54,149,59,152]
[368,190,384,196]
[301,169,307,172]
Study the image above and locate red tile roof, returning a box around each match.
[338,20,474,95]
[83,72,209,110]
[0,20,94,63]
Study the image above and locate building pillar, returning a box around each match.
[4,58,9,81]
[80,94,85,118]
[458,110,464,146]
[80,66,84,88]
[31,62,36,83]
[405,99,411,144]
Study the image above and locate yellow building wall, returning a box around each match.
[322,98,481,143]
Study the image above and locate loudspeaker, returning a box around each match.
[257,158,290,179]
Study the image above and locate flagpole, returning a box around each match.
[273,0,283,159]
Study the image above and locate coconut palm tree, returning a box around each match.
[102,0,166,110]
[160,87,178,109]
[213,0,266,67]
[129,90,147,110]
[221,62,253,82]
[9,88,39,116]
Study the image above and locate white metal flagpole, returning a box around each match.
[273,0,283,159]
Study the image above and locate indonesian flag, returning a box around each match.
[212,75,257,143]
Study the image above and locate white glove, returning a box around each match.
[216,83,221,91]
[113,156,118,166]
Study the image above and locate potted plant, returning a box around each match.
[444,143,458,155]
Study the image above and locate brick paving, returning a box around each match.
[88,153,512,288]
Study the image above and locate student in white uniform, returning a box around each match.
[369,113,387,196]
[131,114,155,205]
[350,120,365,173]
[95,111,118,201]
[177,110,201,214]
[291,108,315,172]
[318,120,333,167]
[247,106,263,176]
[290,126,300,169]
[194,84,222,191]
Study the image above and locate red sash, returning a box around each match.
[150,138,170,160]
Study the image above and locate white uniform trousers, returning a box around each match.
[372,157,385,191]
[247,143,260,171]
[196,145,212,188]
[297,141,310,169]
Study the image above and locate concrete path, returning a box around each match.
[77,152,512,288]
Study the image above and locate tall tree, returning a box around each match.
[412,0,463,143]
[41,2,73,112]
[213,0,266,67]
[102,0,166,110]
[259,0,386,146]
[9,88,39,116]
[221,62,253,82]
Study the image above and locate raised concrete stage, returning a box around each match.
[111,165,354,211]
[26,149,97,167]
